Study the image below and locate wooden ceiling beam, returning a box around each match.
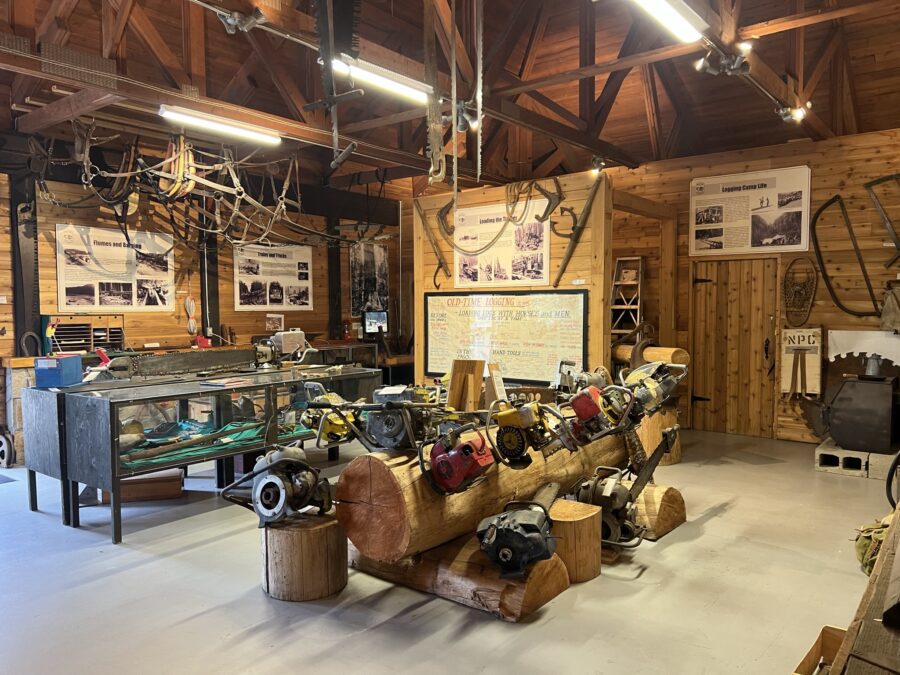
[330,165,423,188]
[483,0,541,87]
[102,0,134,59]
[433,0,474,86]
[11,0,81,105]
[37,0,80,43]
[654,60,696,156]
[738,0,900,39]
[182,0,207,96]
[578,0,596,122]
[244,30,315,124]
[108,0,190,88]
[785,0,805,87]
[589,21,659,135]
[717,0,742,44]
[640,64,662,160]
[16,87,125,133]
[492,41,701,98]
[801,26,842,100]
[219,52,259,105]
[483,96,639,168]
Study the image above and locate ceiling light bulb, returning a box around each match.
[736,41,753,55]
[590,156,606,176]
[629,0,708,43]
[331,55,432,105]
[158,105,281,145]
[806,100,813,109]
[791,106,807,122]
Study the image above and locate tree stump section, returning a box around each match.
[549,499,602,583]
[336,434,626,563]
[637,407,682,466]
[623,481,686,541]
[348,535,570,622]
[261,515,348,601]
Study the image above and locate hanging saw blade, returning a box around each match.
[475,0,483,183]
[423,0,446,184]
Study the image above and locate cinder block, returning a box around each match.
[814,437,868,478]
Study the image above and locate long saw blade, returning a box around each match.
[423,0,446,184]
[475,0,483,182]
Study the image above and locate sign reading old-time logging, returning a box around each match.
[424,290,587,384]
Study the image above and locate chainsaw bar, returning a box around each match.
[106,348,259,379]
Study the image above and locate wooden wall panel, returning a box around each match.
[605,129,900,441]
[0,174,14,356]
[37,180,201,349]
[216,216,330,345]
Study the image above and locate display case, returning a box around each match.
[306,342,378,369]
[29,366,381,543]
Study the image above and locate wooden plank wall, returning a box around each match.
[412,173,615,383]
[37,180,201,349]
[217,216,330,345]
[605,128,900,442]
[0,174,13,355]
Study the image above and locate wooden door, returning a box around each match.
[691,258,778,438]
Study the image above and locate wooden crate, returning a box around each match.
[101,468,184,503]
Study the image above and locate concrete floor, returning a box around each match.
[0,430,890,674]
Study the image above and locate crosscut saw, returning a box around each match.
[102,347,267,379]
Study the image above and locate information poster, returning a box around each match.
[350,242,389,317]
[454,198,549,288]
[690,166,811,256]
[56,223,175,312]
[234,244,313,311]
[425,291,587,383]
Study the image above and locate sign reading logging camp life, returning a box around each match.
[425,291,586,384]
[689,166,811,256]
[56,223,175,312]
[780,327,822,396]
[453,198,549,288]
[234,244,313,311]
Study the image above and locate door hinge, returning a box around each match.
[693,276,713,285]
[691,394,711,403]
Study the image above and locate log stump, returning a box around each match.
[348,535,570,622]
[261,515,348,601]
[549,499,602,582]
[623,481,686,541]
[637,407,682,466]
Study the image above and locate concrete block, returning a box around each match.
[814,437,868,478]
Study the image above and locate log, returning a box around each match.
[611,344,690,365]
[348,536,570,622]
[549,499,602,582]
[336,435,627,562]
[637,407,682,466]
[261,515,348,601]
[623,481,686,541]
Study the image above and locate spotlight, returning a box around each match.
[590,156,606,176]
[791,106,808,122]
[736,41,754,55]
[456,101,480,132]
[776,105,809,123]
[217,8,267,34]
[694,51,721,76]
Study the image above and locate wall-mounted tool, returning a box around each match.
[864,173,900,268]
[534,177,564,223]
[575,426,679,549]
[413,199,451,289]
[221,446,332,526]
[422,425,494,495]
[485,400,577,469]
[476,482,560,577]
[553,175,602,287]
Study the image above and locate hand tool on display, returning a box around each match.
[552,175,602,287]
[864,173,900,268]
[122,421,265,461]
[476,482,560,578]
[534,177,564,223]
[221,445,332,526]
[103,344,274,379]
[787,346,813,396]
[437,198,455,235]
[554,359,611,396]
[485,399,578,469]
[575,426,679,549]
[413,199,451,288]
[549,206,577,239]
[422,0,446,184]
[421,425,494,495]
[810,194,880,318]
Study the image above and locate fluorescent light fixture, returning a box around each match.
[331,54,433,105]
[158,105,281,146]
[628,0,708,43]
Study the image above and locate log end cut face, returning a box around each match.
[336,454,411,562]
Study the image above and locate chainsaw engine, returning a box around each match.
[428,429,493,494]
[221,446,332,527]
[490,401,573,469]
[365,385,433,450]
[476,482,559,578]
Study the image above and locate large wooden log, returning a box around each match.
[636,407,682,466]
[549,499,602,582]
[261,516,348,601]
[336,435,627,562]
[348,536,570,622]
[611,344,690,365]
[623,481,686,541]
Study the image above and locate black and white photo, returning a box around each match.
[512,252,544,281]
[268,281,284,304]
[694,227,724,250]
[778,191,803,208]
[751,211,802,247]
[695,206,723,225]
[99,281,133,306]
[64,248,92,267]
[239,279,267,306]
[239,258,260,275]
[350,242,389,316]
[287,285,310,306]
[493,257,508,281]
[514,222,544,251]
[458,255,479,283]
[136,279,169,306]
[135,251,169,276]
[65,283,95,306]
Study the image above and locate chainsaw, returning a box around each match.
[221,445,332,527]
[485,400,577,469]
[574,426,679,550]
[476,482,560,578]
[419,424,495,495]
[567,362,687,445]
